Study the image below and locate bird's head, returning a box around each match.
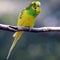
[30,1,41,14]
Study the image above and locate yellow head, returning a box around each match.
[30,1,41,14]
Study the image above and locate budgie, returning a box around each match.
[7,1,41,59]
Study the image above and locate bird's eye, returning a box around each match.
[37,5,39,7]
[37,5,40,7]
[33,3,36,10]
[34,7,36,9]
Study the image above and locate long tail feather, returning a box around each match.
[7,32,23,60]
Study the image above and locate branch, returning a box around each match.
[0,24,60,32]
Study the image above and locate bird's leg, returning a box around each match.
[25,26,32,31]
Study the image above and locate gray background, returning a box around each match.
[0,0,60,60]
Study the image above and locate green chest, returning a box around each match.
[27,8,38,17]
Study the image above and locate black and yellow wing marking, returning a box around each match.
[19,8,26,19]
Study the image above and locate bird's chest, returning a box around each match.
[22,11,36,27]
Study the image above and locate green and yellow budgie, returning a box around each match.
[7,1,41,59]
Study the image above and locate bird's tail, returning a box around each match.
[7,32,23,60]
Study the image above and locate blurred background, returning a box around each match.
[0,0,60,60]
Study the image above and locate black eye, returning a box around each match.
[33,3,36,9]
[37,5,40,7]
[34,7,36,9]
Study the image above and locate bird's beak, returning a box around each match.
[35,7,41,14]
